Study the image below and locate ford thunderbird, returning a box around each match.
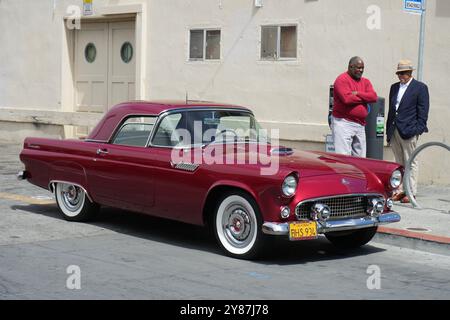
[19,101,402,259]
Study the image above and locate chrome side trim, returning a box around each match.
[170,162,199,172]
[84,139,108,143]
[48,180,94,203]
[262,212,401,236]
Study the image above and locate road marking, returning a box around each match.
[0,192,55,205]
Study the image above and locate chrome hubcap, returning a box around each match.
[60,184,83,211]
[223,206,252,246]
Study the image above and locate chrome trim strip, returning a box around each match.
[48,180,94,203]
[262,212,401,236]
[84,139,108,143]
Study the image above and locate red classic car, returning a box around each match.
[19,101,402,259]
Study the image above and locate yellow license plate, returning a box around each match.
[289,221,318,241]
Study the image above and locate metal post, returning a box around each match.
[417,0,427,81]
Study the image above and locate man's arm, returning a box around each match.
[334,76,363,105]
[416,84,430,135]
[356,79,378,103]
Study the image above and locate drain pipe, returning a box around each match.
[404,142,450,208]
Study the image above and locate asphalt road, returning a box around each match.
[1,143,449,300]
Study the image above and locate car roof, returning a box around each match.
[111,100,251,115]
[87,100,252,141]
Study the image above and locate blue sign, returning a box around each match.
[404,0,423,14]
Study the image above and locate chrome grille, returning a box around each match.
[296,195,371,221]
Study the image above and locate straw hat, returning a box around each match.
[396,59,415,74]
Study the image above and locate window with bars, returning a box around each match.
[189,29,221,61]
[261,25,297,60]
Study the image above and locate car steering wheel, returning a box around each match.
[215,129,237,141]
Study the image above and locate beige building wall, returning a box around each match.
[0,0,449,185]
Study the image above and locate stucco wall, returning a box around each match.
[0,0,449,185]
[0,0,63,109]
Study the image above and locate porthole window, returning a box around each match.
[120,42,133,63]
[84,43,97,63]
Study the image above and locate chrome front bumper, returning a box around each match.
[262,212,401,235]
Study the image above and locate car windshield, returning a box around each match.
[187,110,269,146]
[152,109,270,147]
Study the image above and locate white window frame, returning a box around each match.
[189,28,221,61]
[260,24,298,61]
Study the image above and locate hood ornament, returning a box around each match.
[341,178,350,185]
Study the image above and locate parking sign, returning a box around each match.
[83,0,93,16]
[404,0,423,14]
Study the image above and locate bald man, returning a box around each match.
[332,57,378,157]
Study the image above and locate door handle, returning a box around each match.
[96,148,109,155]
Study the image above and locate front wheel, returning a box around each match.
[55,182,99,222]
[325,226,378,249]
[213,191,265,260]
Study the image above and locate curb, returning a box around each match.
[375,226,450,256]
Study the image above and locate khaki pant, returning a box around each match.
[390,129,419,195]
[332,116,366,157]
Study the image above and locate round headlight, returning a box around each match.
[390,169,402,189]
[282,175,297,197]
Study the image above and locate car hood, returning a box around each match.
[273,148,366,178]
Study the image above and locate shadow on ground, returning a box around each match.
[11,203,385,265]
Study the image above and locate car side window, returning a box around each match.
[152,113,184,147]
[112,116,156,147]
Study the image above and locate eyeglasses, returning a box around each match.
[396,71,410,76]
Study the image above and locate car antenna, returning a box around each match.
[185,91,188,103]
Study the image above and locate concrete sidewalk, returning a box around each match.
[375,185,450,255]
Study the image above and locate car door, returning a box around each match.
[145,111,207,224]
[87,116,156,212]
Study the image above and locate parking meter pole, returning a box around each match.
[365,97,385,160]
[325,85,335,153]
[328,85,333,127]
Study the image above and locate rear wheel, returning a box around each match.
[213,191,265,260]
[55,182,99,222]
[325,227,378,249]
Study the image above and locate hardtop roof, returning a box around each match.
[87,100,252,141]
[111,100,251,115]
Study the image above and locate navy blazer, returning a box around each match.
[386,78,429,142]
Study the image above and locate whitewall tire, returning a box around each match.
[214,191,265,259]
[55,182,99,221]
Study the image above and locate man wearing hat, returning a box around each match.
[386,59,430,203]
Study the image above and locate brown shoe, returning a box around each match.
[400,195,414,203]
[392,192,406,201]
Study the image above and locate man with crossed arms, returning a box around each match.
[332,56,378,157]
